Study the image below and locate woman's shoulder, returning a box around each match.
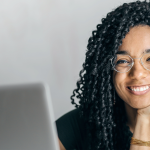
[55,108,85,131]
[55,108,87,150]
[56,108,81,121]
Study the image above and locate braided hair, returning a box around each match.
[70,1,150,150]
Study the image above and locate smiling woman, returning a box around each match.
[56,1,150,150]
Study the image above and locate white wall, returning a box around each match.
[0,0,134,120]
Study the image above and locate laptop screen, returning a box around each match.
[0,83,59,150]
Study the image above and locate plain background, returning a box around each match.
[0,0,136,120]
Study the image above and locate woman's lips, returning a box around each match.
[126,86,150,95]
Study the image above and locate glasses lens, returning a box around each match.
[112,55,132,72]
[141,53,150,70]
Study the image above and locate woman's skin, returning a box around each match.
[59,25,150,150]
[113,25,150,149]
[58,138,66,150]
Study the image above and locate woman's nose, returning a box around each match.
[128,59,148,80]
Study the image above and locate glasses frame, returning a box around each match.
[110,53,150,73]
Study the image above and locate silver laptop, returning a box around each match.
[0,83,59,150]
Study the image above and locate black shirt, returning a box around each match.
[56,108,133,150]
[55,109,87,150]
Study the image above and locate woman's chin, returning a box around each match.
[123,98,150,109]
[128,101,150,109]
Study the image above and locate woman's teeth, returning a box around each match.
[129,86,149,92]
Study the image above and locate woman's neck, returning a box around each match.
[124,102,137,133]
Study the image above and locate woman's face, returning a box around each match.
[113,25,150,109]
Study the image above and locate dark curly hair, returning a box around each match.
[70,1,150,150]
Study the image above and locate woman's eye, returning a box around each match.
[116,60,128,64]
[147,58,150,61]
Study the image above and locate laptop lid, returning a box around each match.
[0,83,59,150]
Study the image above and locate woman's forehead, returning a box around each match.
[117,25,150,57]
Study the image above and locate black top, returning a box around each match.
[56,108,133,150]
[55,109,87,150]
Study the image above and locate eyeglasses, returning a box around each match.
[110,52,150,73]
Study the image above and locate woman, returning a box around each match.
[56,1,150,150]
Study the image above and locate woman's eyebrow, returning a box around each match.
[115,49,150,55]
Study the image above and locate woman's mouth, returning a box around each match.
[126,85,150,95]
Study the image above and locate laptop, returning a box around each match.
[0,83,60,150]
